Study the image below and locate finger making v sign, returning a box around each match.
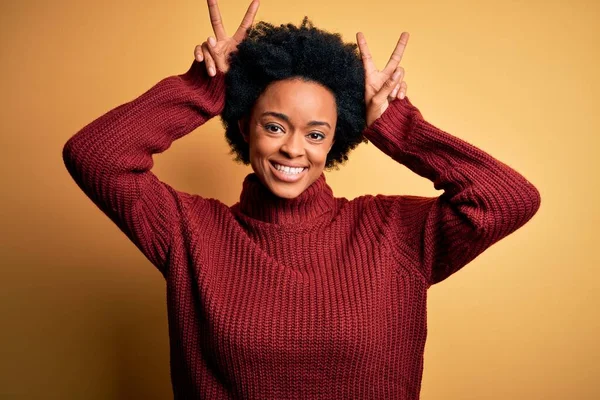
[195,0,261,76]
[357,31,410,127]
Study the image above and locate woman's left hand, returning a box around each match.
[356,31,409,127]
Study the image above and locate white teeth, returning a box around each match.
[273,163,305,175]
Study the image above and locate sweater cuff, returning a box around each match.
[362,96,422,154]
[178,59,227,116]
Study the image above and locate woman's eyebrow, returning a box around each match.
[260,111,331,129]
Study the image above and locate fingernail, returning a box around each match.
[393,70,401,80]
[208,37,216,47]
[209,67,216,76]
[400,91,405,99]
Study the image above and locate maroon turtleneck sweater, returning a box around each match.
[62,60,541,399]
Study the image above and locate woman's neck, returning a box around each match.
[236,172,336,225]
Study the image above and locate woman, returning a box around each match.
[62,0,541,398]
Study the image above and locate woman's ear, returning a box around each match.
[238,117,249,143]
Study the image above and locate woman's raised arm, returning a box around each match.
[62,60,225,277]
[357,32,541,285]
[61,0,260,277]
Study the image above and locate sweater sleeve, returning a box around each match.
[62,60,226,277]
[363,96,541,286]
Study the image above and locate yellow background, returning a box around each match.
[1,0,598,398]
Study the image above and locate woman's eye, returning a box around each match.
[265,124,283,133]
[308,132,325,140]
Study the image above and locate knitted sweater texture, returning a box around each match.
[62,60,541,399]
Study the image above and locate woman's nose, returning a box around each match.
[280,132,305,158]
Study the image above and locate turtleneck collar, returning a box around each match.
[235,172,336,225]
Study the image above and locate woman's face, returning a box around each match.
[239,78,337,199]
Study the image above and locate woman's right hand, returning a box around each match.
[194,0,260,76]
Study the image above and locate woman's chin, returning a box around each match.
[261,169,306,199]
[269,183,302,199]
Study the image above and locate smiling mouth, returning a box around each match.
[269,161,308,181]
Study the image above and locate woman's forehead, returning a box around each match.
[253,79,337,120]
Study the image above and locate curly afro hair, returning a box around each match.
[220,16,367,170]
